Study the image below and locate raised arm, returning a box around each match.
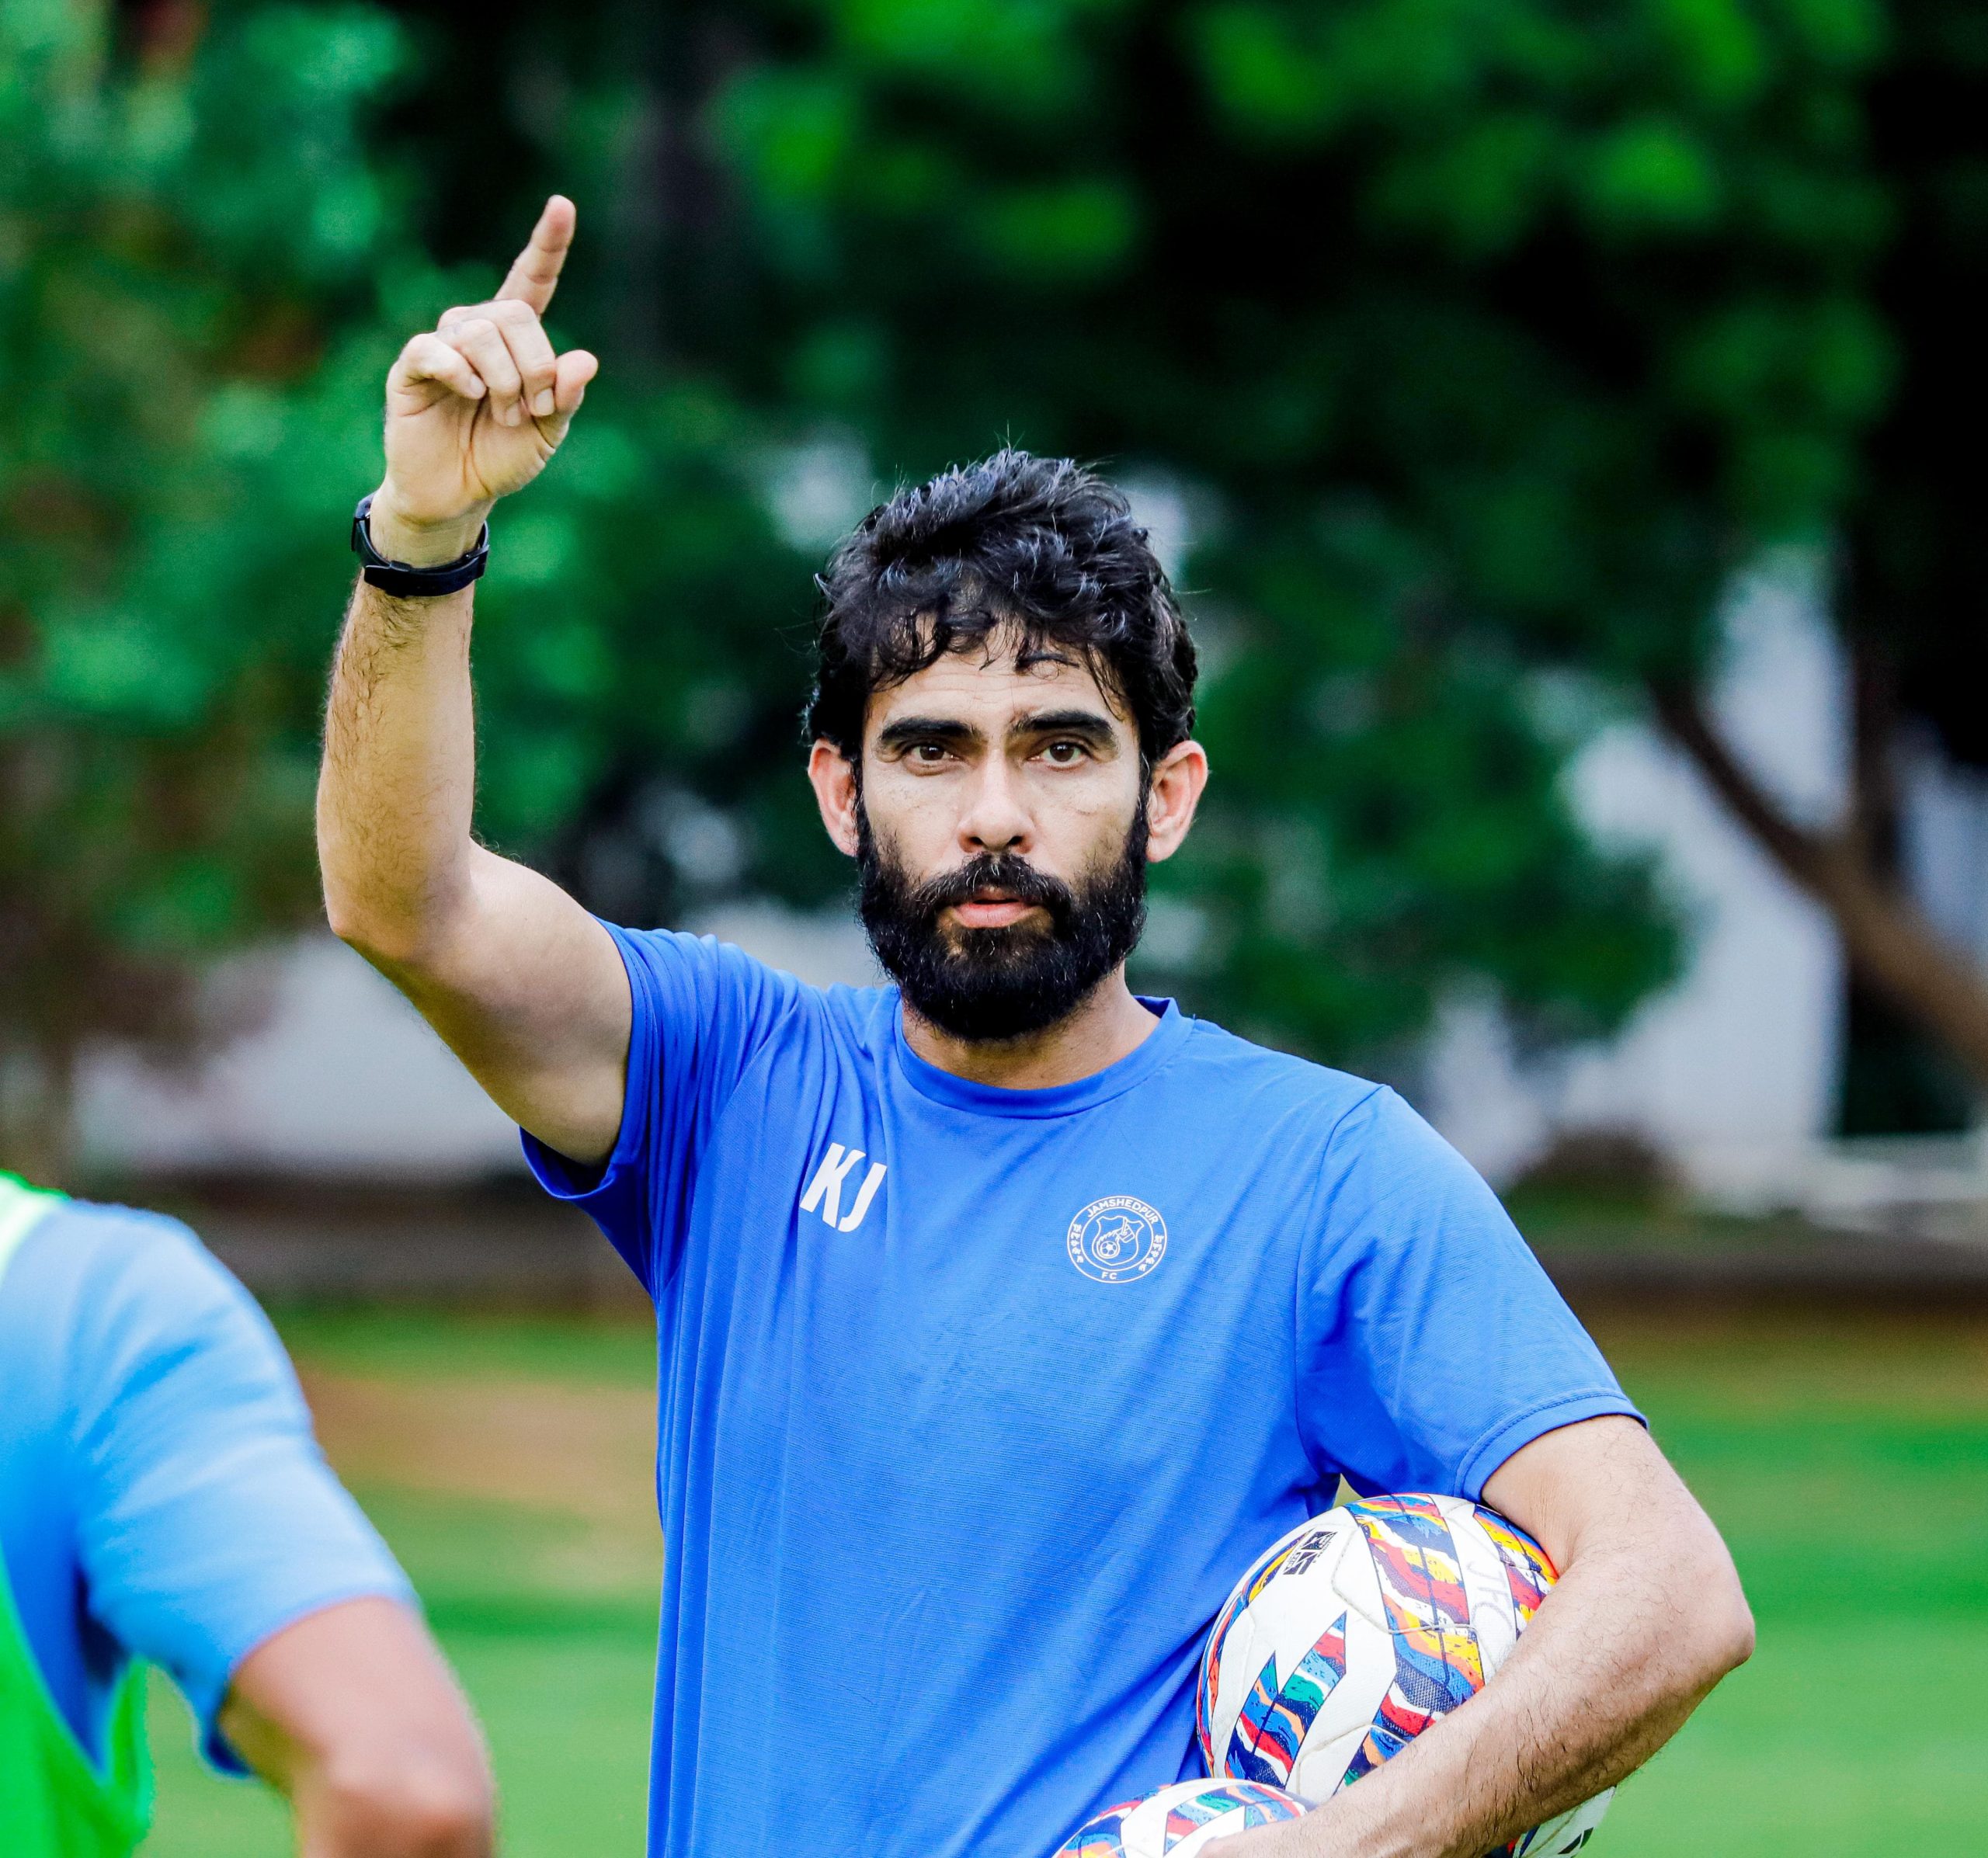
[317,196,627,1165]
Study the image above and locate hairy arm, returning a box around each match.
[316,196,627,1165]
[1221,1417,1753,1858]
[221,1598,493,1858]
[319,571,627,1162]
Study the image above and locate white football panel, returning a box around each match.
[1203,1512,1312,1752]
[1117,1783,1305,1858]
[1208,1603,1272,1762]
[1510,1785,1614,1855]
[1318,1511,1391,1636]
[1290,1711,1381,1807]
[1205,1504,1396,1807]
[1207,1510,1365,1760]
[1444,1501,1523,1677]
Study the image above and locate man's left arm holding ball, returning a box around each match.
[1213,1415,1753,1858]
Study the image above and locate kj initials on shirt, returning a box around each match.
[798,1144,887,1232]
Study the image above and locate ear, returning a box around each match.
[1143,738,1208,864]
[808,739,863,858]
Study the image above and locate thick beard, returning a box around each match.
[857,807,1149,1044]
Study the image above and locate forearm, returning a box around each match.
[224,1599,494,1858]
[323,198,597,969]
[1282,1541,1740,1858]
[317,559,482,962]
[290,1762,493,1858]
[308,200,627,1154]
[1221,1420,1753,1858]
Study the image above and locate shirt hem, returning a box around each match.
[1454,1391,1646,1503]
[519,920,651,1209]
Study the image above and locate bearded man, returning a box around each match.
[317,199,1752,1858]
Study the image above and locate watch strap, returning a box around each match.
[351,494,490,596]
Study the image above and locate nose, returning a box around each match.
[958,754,1031,858]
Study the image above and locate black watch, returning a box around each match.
[350,494,490,596]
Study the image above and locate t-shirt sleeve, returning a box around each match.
[521,922,805,1294]
[1295,1088,1642,1502]
[65,1217,413,1774]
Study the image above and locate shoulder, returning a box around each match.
[7,1198,244,1349]
[1169,1013,1389,1139]
[610,919,896,1054]
[1167,1017,1486,1214]
[6,1199,292,1437]
[820,978,898,1057]
[606,922,818,1032]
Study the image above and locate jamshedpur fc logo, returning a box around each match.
[1067,1196,1168,1284]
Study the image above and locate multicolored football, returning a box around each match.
[1197,1493,1611,1856]
[1055,1779,1305,1856]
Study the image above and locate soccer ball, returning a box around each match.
[1056,1780,1305,1856]
[1198,1493,1612,1856]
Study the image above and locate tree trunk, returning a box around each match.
[0,1037,77,1189]
[1649,679,1988,1096]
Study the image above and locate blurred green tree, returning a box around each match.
[0,0,409,1173]
[675,0,1988,1084]
[380,0,1698,1068]
[0,0,812,1176]
[15,0,1988,1178]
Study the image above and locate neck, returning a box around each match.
[900,968,1160,1090]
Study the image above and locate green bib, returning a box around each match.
[0,1175,154,1858]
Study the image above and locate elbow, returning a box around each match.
[319,1745,494,1858]
[322,890,402,966]
[1715,1582,1757,1676]
[317,831,469,974]
[321,882,454,974]
[1692,1547,1756,1684]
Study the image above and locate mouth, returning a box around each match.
[948,887,1041,930]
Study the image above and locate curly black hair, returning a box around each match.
[807,449,1197,765]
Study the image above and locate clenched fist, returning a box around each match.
[368,196,599,568]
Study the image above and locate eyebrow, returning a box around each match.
[876,716,981,753]
[1011,707,1117,743]
[875,708,1121,755]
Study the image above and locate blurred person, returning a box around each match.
[317,199,1752,1858]
[0,1170,493,1858]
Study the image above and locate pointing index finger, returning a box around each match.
[497,195,576,314]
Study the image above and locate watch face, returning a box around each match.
[353,495,388,564]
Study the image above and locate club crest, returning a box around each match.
[1067,1195,1168,1283]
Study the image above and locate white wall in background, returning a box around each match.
[1425,561,1851,1191]
[76,908,880,1180]
[77,938,525,1177]
[687,902,881,992]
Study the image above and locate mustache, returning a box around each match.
[903,853,1075,925]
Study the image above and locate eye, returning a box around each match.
[1040,739,1089,766]
[907,741,954,765]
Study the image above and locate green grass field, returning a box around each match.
[138,1304,1988,1855]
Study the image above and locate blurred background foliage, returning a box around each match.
[1,0,402,1167]
[4,0,1985,1165]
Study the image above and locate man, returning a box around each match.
[318,197,1753,1858]
[0,1171,492,1857]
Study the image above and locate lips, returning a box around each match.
[952,892,1039,928]
[914,853,1073,930]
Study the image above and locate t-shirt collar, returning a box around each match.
[890,995,1190,1117]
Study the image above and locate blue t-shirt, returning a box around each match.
[0,1198,412,1772]
[526,928,1639,1858]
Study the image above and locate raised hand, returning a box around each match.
[370,196,600,566]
